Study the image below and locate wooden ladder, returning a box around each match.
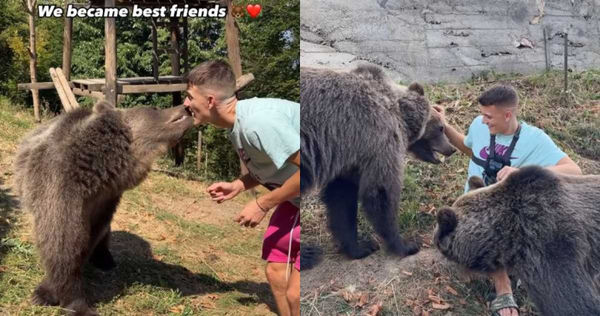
[49,67,79,112]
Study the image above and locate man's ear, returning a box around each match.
[206,95,217,110]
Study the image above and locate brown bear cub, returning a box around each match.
[13,101,194,316]
[300,65,456,269]
[435,166,600,316]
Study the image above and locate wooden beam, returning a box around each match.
[104,0,117,106]
[72,88,104,100]
[225,0,242,78]
[18,82,54,90]
[62,6,73,81]
[121,83,187,94]
[50,68,75,112]
[57,67,79,110]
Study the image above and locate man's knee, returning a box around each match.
[286,286,299,306]
[265,263,284,283]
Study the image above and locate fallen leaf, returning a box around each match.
[341,290,354,302]
[446,285,459,296]
[432,302,452,310]
[459,299,467,305]
[357,293,369,307]
[169,304,185,313]
[364,301,383,316]
[412,305,422,315]
[428,294,443,304]
[422,310,430,316]
[402,270,413,276]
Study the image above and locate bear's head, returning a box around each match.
[406,84,456,164]
[94,101,194,163]
[434,166,564,273]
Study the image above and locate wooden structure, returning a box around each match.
[18,0,250,107]
[18,0,253,169]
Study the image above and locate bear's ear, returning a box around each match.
[468,176,485,191]
[408,82,425,96]
[93,100,115,114]
[436,207,458,237]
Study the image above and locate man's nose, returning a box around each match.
[183,97,190,106]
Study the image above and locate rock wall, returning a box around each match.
[301,0,600,83]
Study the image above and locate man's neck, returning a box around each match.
[499,118,519,135]
[212,97,237,128]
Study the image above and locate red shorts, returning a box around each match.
[262,201,301,271]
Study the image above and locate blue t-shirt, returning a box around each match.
[464,115,566,192]
[230,97,300,207]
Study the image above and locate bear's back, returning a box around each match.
[14,107,134,211]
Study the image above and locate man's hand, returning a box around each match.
[497,166,519,182]
[207,180,244,203]
[234,200,268,227]
[432,105,447,125]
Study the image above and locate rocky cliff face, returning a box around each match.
[301,0,600,83]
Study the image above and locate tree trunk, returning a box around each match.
[25,0,40,122]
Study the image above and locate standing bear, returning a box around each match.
[434,166,600,316]
[13,101,194,315]
[300,65,456,269]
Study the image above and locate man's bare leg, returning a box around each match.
[491,268,519,316]
[266,262,291,316]
[286,267,300,316]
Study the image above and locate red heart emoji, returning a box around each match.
[246,4,261,18]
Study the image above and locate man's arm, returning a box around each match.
[546,156,582,175]
[257,151,300,210]
[432,105,473,156]
[235,173,261,191]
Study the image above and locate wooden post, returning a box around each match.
[196,130,202,170]
[225,0,242,78]
[151,18,158,81]
[169,17,181,105]
[104,0,117,106]
[563,33,568,92]
[183,18,189,74]
[543,27,549,71]
[62,5,73,81]
[24,0,40,122]
[225,0,250,181]
[170,17,184,166]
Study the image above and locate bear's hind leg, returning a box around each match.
[89,227,115,271]
[322,177,379,259]
[53,265,98,316]
[360,184,419,258]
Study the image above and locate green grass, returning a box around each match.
[0,97,274,315]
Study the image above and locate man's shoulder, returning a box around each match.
[519,121,546,139]
[467,115,486,136]
[238,97,299,108]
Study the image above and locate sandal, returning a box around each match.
[490,293,519,316]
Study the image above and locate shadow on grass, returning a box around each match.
[0,176,20,264]
[84,231,276,313]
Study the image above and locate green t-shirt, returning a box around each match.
[230,97,300,207]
